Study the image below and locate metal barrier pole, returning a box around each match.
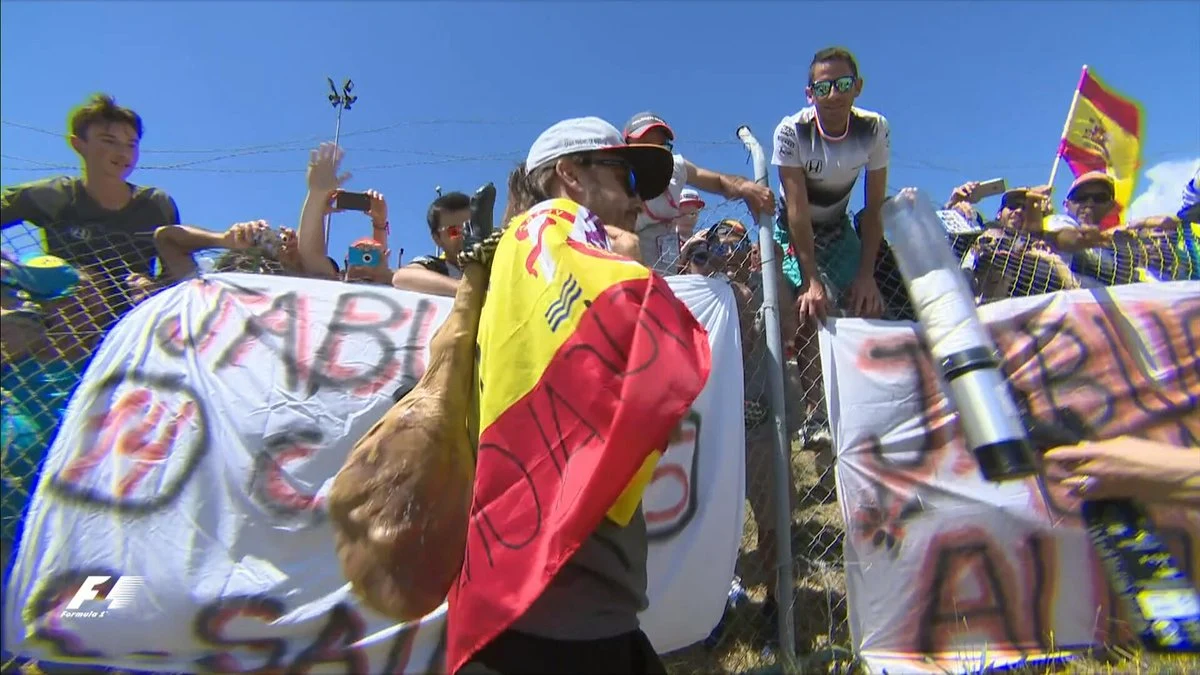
[737,125,798,666]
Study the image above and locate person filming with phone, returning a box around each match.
[295,142,395,284]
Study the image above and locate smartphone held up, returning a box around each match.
[335,191,373,213]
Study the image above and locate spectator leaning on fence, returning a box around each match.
[771,46,889,441]
[672,187,705,242]
[963,186,1095,300]
[461,116,675,675]
[623,112,773,275]
[1,93,181,322]
[682,219,802,652]
[391,191,472,297]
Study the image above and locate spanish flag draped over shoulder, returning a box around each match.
[446,198,712,673]
[1058,65,1144,229]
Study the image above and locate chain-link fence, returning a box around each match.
[645,191,1198,673]
[0,224,297,578]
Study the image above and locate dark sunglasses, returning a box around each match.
[577,156,637,197]
[1000,196,1028,211]
[1069,191,1113,205]
[810,76,856,98]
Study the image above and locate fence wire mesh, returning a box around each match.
[0,224,297,575]
[2,197,1197,674]
[648,198,1198,674]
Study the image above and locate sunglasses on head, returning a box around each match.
[576,156,638,197]
[810,75,856,98]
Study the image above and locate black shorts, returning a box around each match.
[459,628,666,675]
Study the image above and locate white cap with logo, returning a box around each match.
[524,117,674,201]
[679,188,705,208]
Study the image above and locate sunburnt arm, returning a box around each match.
[391,265,460,297]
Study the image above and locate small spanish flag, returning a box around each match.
[1058,65,1144,229]
[447,198,712,673]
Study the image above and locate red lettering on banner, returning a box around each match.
[58,388,196,496]
[910,527,1034,656]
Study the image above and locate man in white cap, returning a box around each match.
[623,112,773,274]
[455,116,681,675]
[674,188,706,239]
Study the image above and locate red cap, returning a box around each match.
[1067,171,1115,199]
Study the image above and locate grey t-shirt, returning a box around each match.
[508,506,648,640]
[1,175,180,277]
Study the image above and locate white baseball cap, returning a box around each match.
[525,116,674,201]
[679,188,705,208]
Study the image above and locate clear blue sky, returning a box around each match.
[3,1,1199,266]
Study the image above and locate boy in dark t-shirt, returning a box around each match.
[1,93,181,282]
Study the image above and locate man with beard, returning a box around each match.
[455,116,686,675]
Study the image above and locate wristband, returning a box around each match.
[373,221,390,234]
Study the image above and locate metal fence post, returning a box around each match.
[737,125,798,667]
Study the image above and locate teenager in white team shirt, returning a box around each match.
[624,112,773,274]
[772,46,889,323]
[772,46,889,443]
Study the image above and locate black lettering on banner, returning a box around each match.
[1145,304,1200,411]
[394,298,440,402]
[193,595,288,673]
[862,339,949,471]
[382,623,420,674]
[1003,314,1113,435]
[1023,532,1053,651]
[646,411,702,541]
[248,427,327,527]
[47,370,210,515]
[1089,311,1200,446]
[917,542,1022,656]
[310,291,408,396]
[156,283,269,359]
[289,603,368,674]
[381,620,448,674]
[24,567,111,659]
[216,292,306,392]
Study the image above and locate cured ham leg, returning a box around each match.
[329,184,498,621]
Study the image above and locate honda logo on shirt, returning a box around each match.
[805,159,825,174]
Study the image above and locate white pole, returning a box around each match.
[1048,65,1088,193]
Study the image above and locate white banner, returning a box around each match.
[2,272,744,672]
[821,281,1200,674]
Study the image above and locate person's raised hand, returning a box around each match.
[366,189,389,229]
[307,143,352,200]
[947,181,981,206]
